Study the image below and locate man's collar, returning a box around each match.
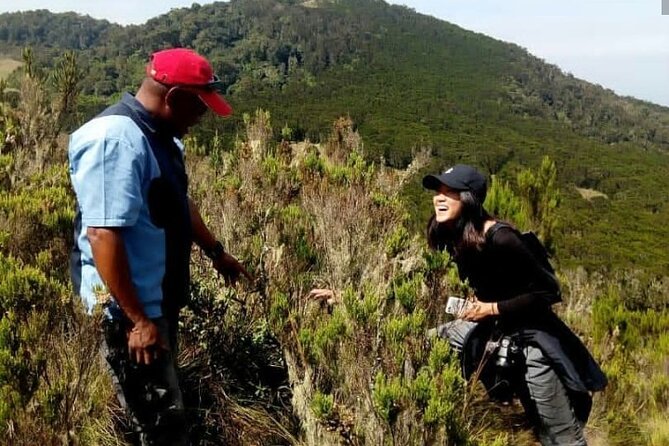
[120,93,159,134]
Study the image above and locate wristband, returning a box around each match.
[204,240,225,260]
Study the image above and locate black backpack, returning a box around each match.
[488,223,561,301]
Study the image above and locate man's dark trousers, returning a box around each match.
[102,317,188,446]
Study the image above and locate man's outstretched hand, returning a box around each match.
[213,252,253,286]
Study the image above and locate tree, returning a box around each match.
[517,156,560,252]
[485,156,560,253]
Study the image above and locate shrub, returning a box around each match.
[311,391,335,420]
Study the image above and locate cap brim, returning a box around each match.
[197,89,233,117]
[423,174,467,191]
[422,174,444,190]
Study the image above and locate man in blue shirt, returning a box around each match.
[69,48,250,445]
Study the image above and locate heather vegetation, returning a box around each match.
[1,0,669,444]
[0,56,668,445]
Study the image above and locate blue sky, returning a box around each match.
[2,0,668,106]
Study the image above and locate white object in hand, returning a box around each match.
[445,296,469,315]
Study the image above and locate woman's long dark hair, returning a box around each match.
[426,190,492,257]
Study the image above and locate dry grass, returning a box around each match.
[2,307,122,446]
[0,58,22,79]
[644,416,669,446]
[575,186,608,201]
[301,0,321,8]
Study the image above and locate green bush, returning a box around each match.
[389,273,424,313]
[343,285,382,328]
[311,391,335,420]
[372,372,407,425]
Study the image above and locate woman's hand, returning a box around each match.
[308,288,340,305]
[461,298,498,321]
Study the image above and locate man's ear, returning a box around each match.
[164,87,178,111]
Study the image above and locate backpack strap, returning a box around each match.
[485,221,562,302]
[485,221,515,242]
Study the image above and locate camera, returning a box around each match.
[495,336,520,369]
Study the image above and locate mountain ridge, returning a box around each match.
[0,0,668,273]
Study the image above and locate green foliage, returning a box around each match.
[427,338,452,375]
[372,372,407,425]
[0,167,112,444]
[423,367,462,426]
[592,288,669,352]
[312,308,349,360]
[385,225,410,258]
[343,285,382,328]
[0,254,43,298]
[186,109,485,444]
[559,270,669,444]
[406,342,465,434]
[298,327,315,360]
[2,0,669,271]
[0,58,130,444]
[484,175,529,229]
[262,154,281,184]
[483,434,512,446]
[181,276,295,445]
[484,156,560,252]
[410,368,432,409]
[516,156,560,250]
[423,248,450,274]
[302,148,325,175]
[269,291,290,331]
[324,151,374,186]
[389,273,423,313]
[0,11,113,50]
[383,310,426,346]
[311,391,335,420]
[278,203,319,269]
[0,309,47,423]
[506,53,669,151]
[0,5,668,440]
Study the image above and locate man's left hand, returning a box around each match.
[212,252,253,286]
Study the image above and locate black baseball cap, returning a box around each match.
[422,164,488,202]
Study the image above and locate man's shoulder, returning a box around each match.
[70,114,146,153]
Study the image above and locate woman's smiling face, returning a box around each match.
[432,184,463,224]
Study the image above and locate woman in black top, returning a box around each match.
[423,165,606,446]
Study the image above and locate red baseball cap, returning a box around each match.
[147,48,232,117]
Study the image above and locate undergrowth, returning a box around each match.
[0,53,667,446]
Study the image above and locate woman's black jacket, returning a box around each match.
[452,223,607,399]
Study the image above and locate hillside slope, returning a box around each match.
[0,0,668,273]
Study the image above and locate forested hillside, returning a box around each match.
[1,0,668,273]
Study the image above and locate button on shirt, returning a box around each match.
[69,94,182,319]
